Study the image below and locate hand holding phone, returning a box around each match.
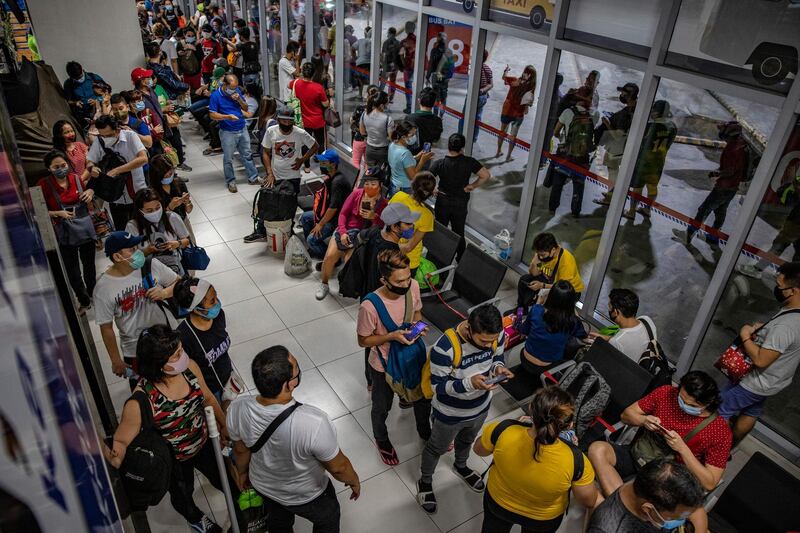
[404,321,427,341]
[423,142,431,153]
[484,374,509,386]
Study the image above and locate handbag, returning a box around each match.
[324,106,341,128]
[714,309,800,382]
[160,139,180,167]
[165,111,182,128]
[630,413,717,469]
[288,80,304,128]
[45,176,97,246]
[90,202,114,238]
[181,239,211,271]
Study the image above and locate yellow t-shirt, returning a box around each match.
[537,248,584,293]
[388,191,434,269]
[480,422,595,520]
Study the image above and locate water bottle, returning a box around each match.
[514,307,524,329]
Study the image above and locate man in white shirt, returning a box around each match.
[278,41,300,102]
[590,288,656,362]
[227,345,360,532]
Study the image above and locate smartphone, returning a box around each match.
[653,422,670,435]
[361,201,372,211]
[484,374,509,385]
[404,321,427,341]
[423,142,431,153]
[155,242,169,250]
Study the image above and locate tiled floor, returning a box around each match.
[93,121,799,533]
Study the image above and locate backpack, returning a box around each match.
[381,38,401,71]
[253,181,299,223]
[557,362,610,438]
[142,256,185,320]
[178,46,200,75]
[364,291,428,402]
[637,319,675,391]
[118,391,173,511]
[563,108,595,164]
[420,328,498,400]
[337,226,381,299]
[312,181,329,223]
[93,137,133,202]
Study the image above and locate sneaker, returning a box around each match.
[416,480,437,514]
[243,232,266,243]
[315,282,330,300]
[227,182,238,193]
[177,162,193,172]
[593,196,611,206]
[248,176,263,186]
[737,263,763,279]
[671,228,688,243]
[189,515,222,533]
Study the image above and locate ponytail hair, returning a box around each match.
[528,386,576,461]
[390,119,415,142]
[366,90,388,114]
[411,171,436,204]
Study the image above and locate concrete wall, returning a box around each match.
[27,0,143,92]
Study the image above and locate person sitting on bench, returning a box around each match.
[517,232,584,312]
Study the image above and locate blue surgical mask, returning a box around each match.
[225,87,237,96]
[678,395,703,416]
[161,175,175,185]
[406,134,418,146]
[135,101,146,111]
[127,250,146,270]
[186,36,196,43]
[400,227,415,240]
[198,300,221,319]
[648,507,686,530]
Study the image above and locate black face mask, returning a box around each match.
[538,254,554,264]
[279,123,293,134]
[774,285,792,303]
[384,280,410,296]
[619,93,629,104]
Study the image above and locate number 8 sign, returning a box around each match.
[425,16,472,76]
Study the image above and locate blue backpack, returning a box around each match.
[364,291,427,402]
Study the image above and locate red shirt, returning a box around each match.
[288,78,328,130]
[501,76,533,118]
[65,142,89,177]
[637,385,732,469]
[38,173,83,225]
[716,136,749,190]
[201,39,222,74]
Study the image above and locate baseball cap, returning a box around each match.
[616,82,639,97]
[130,67,154,84]
[380,203,420,225]
[276,105,294,120]
[363,166,384,182]
[652,99,672,118]
[314,148,340,164]
[196,2,204,11]
[104,231,146,257]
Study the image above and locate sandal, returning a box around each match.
[416,480,437,514]
[377,441,399,466]
[202,147,222,156]
[453,466,485,493]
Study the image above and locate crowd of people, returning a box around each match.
[35,2,800,533]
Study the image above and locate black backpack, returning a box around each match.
[253,180,299,223]
[118,391,173,512]
[142,256,185,320]
[337,226,381,299]
[558,362,611,439]
[92,137,131,202]
[637,319,675,392]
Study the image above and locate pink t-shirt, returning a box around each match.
[356,282,422,372]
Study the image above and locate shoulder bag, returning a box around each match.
[630,412,717,469]
[45,175,96,246]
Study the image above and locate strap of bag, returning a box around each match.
[683,412,717,444]
[402,289,413,325]
[184,319,226,391]
[444,328,462,369]
[131,390,154,430]
[364,292,399,332]
[545,249,564,285]
[736,308,800,347]
[141,256,171,324]
[641,318,655,343]
[249,402,303,453]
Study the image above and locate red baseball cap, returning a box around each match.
[130,67,154,84]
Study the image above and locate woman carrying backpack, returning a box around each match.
[495,65,536,162]
[105,324,238,533]
[473,386,600,533]
[126,188,191,276]
[360,90,394,169]
[517,280,588,387]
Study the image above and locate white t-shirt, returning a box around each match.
[94,258,179,359]
[261,124,316,181]
[125,212,189,275]
[278,56,296,102]
[160,38,178,62]
[86,129,147,205]
[741,309,800,396]
[609,316,656,363]
[226,397,339,505]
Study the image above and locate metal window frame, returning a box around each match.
[334,0,346,146]
[258,0,271,94]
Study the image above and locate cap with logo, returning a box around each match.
[104,231,146,257]
[380,202,421,225]
[314,149,340,164]
[276,106,295,120]
[131,67,154,84]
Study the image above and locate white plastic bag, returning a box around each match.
[493,229,512,260]
[284,235,311,276]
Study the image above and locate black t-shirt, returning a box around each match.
[238,41,260,71]
[327,172,351,211]
[364,229,400,293]
[588,489,659,533]
[609,106,635,133]
[406,111,443,147]
[176,310,233,394]
[161,181,190,220]
[430,154,483,199]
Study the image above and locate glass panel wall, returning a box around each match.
[264,1,283,99]
[693,117,800,445]
[595,79,780,359]
[665,0,797,95]
[563,0,659,59]
[520,53,644,293]
[342,0,373,150]
[486,0,553,33]
[379,5,418,120]
[462,32,546,241]
[428,0,477,15]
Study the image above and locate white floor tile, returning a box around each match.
[204,267,260,305]
[352,402,427,464]
[267,281,344,328]
[291,368,348,420]
[318,351,371,412]
[448,513,483,533]
[332,415,391,487]
[290,311,362,366]
[244,257,311,295]
[229,329,315,390]
[210,213,254,243]
[223,296,285,345]
[191,221,225,247]
[197,243,242,276]
[195,194,250,221]
[182,178,230,202]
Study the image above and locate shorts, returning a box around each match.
[500,114,524,126]
[334,229,361,251]
[718,382,767,419]
[611,443,639,479]
[630,171,662,189]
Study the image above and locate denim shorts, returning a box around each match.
[718,381,767,419]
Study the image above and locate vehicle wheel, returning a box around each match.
[529,6,546,29]
[750,44,796,86]
[462,0,475,13]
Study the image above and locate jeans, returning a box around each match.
[432,79,450,118]
[369,365,431,443]
[255,178,300,234]
[482,491,563,533]
[690,187,737,235]
[262,480,341,533]
[60,241,97,307]
[388,183,412,199]
[434,194,469,260]
[458,93,488,142]
[189,98,209,115]
[403,69,414,110]
[300,210,335,259]
[219,127,259,185]
[420,411,488,484]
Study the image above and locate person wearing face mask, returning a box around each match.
[178,28,204,90]
[199,23,223,84]
[425,32,453,119]
[589,459,704,533]
[152,22,180,74]
[593,82,639,206]
[63,61,107,119]
[256,105,318,197]
[148,154,193,227]
[94,231,179,378]
[588,288,658,363]
[106,324,235,533]
[387,120,434,197]
[52,119,91,183]
[495,64,536,162]
[588,371,731,533]
[145,40,190,101]
[111,93,153,149]
[387,172,436,275]
[126,188,190,276]
[86,114,149,230]
[517,232,584,312]
[131,67,173,146]
[227,345,360,531]
[288,61,330,166]
[718,261,800,444]
[415,305,513,514]
[38,150,97,313]
[298,149,350,258]
[357,250,432,465]
[209,74,261,193]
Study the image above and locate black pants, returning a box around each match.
[169,438,240,524]
[691,187,737,233]
[369,365,431,442]
[548,169,586,216]
[482,491,563,533]
[517,274,581,309]
[170,126,185,165]
[109,203,134,231]
[435,194,469,260]
[60,241,97,307]
[304,126,327,168]
[519,354,553,391]
[263,480,341,533]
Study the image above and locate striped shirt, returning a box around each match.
[479,64,493,94]
[430,328,507,424]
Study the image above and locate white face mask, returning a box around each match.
[101,135,118,145]
[142,206,163,224]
